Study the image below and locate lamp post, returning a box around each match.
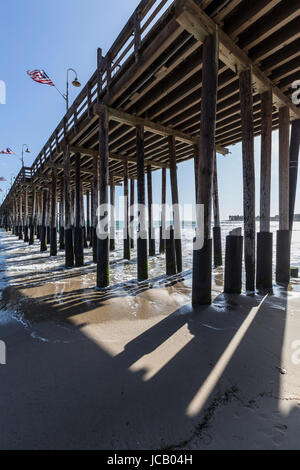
[66,68,81,112]
[21,144,30,169]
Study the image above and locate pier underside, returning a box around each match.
[1,0,300,302]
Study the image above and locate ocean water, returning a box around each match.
[0,221,299,290]
[0,222,299,337]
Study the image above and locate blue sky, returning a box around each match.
[0,0,298,219]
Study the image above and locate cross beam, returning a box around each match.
[175,0,300,120]
[69,146,169,169]
[94,104,229,155]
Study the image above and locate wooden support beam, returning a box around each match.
[240,68,256,292]
[46,183,51,246]
[213,152,222,267]
[91,151,98,263]
[110,152,168,169]
[193,143,199,201]
[276,106,290,285]
[96,104,228,155]
[110,175,116,251]
[40,189,47,252]
[50,168,57,256]
[176,0,300,120]
[136,125,148,281]
[147,164,155,256]
[19,195,23,240]
[82,183,88,249]
[24,190,29,242]
[123,161,131,260]
[59,178,65,250]
[74,152,84,266]
[130,178,135,249]
[260,90,273,233]
[29,185,36,245]
[193,32,218,306]
[279,107,290,232]
[224,0,281,39]
[257,89,273,290]
[160,168,166,254]
[36,191,41,240]
[97,104,110,288]
[289,119,300,232]
[45,160,94,176]
[70,145,169,170]
[86,190,91,243]
[64,146,74,267]
[168,135,182,273]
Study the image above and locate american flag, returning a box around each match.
[27,69,55,86]
[0,148,14,155]
[0,177,7,181]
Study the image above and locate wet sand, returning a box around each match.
[0,230,300,449]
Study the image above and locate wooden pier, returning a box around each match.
[1,0,300,304]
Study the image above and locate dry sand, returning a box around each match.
[0,231,299,449]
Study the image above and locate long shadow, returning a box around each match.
[0,231,299,449]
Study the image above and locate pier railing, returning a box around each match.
[30,0,175,180]
[8,167,32,196]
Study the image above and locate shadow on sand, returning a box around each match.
[0,231,299,449]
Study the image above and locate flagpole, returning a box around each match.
[54,85,67,102]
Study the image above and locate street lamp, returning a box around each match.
[21,144,30,168]
[66,68,81,112]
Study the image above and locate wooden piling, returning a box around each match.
[123,161,131,260]
[24,190,29,242]
[97,104,110,288]
[82,185,88,249]
[50,168,57,256]
[92,153,98,262]
[70,188,75,231]
[109,175,116,252]
[166,226,176,276]
[46,184,51,246]
[136,125,148,281]
[257,89,273,290]
[259,90,273,234]
[225,232,243,294]
[192,33,218,306]
[59,178,65,250]
[86,190,91,243]
[194,143,199,201]
[40,189,47,252]
[74,152,84,267]
[13,199,16,235]
[239,68,256,292]
[64,146,74,267]
[289,119,300,232]
[29,185,36,245]
[36,191,41,240]
[213,152,222,267]
[147,164,155,256]
[130,178,135,249]
[276,106,290,285]
[19,195,23,240]
[159,168,166,254]
[168,136,182,273]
